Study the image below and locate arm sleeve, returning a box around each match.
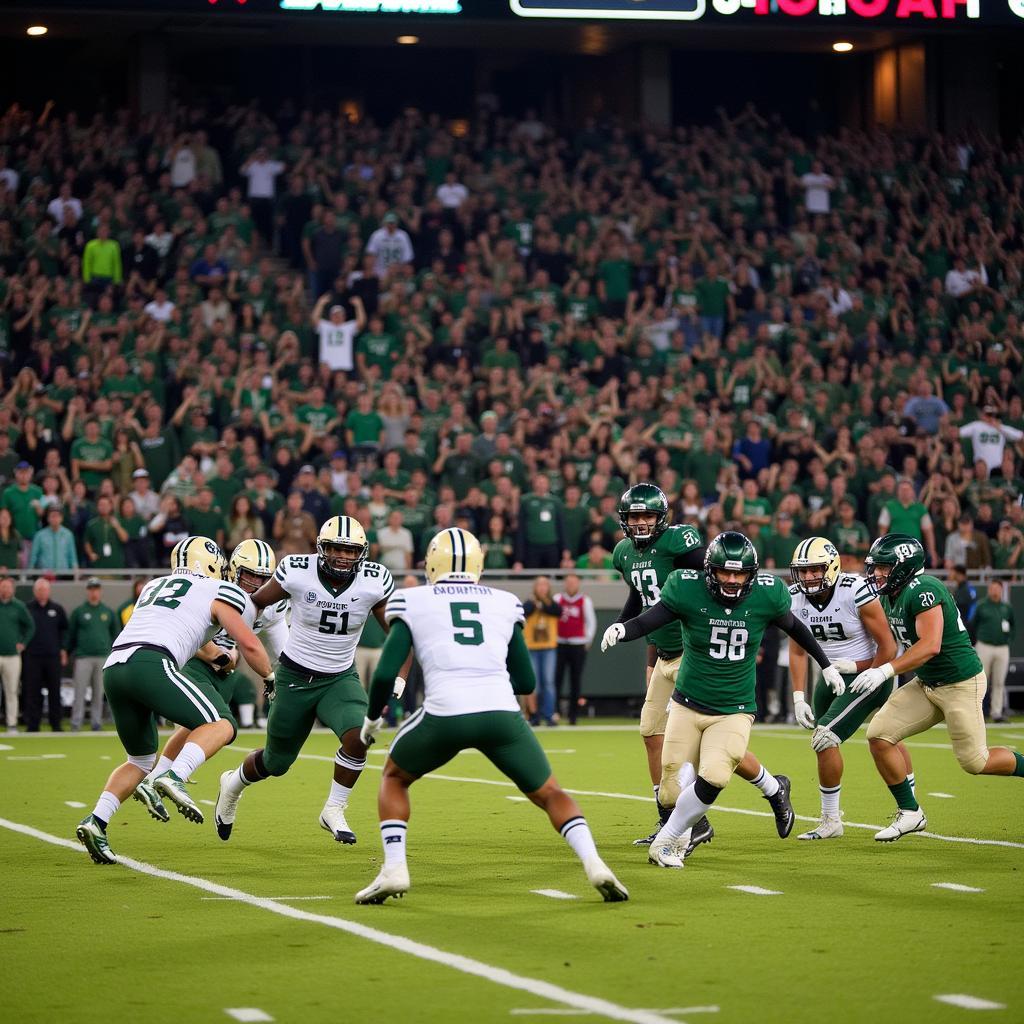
[774,611,830,669]
[615,586,643,624]
[1002,425,1024,442]
[367,619,413,720]
[507,624,536,695]
[621,601,677,642]
[673,546,706,571]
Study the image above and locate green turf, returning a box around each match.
[1,722,1022,1024]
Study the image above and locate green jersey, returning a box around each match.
[613,525,703,654]
[659,569,791,714]
[972,599,1014,647]
[882,574,982,686]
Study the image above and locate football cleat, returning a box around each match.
[874,807,927,843]
[584,857,629,902]
[647,838,685,869]
[320,804,357,844]
[766,774,795,838]
[215,770,243,841]
[76,815,116,865]
[684,815,714,858]
[154,770,204,825]
[355,864,410,904]
[132,779,170,823]
[797,814,844,841]
[633,826,661,847]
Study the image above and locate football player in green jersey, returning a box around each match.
[603,531,846,868]
[858,534,1024,842]
[613,484,796,849]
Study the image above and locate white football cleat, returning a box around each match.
[354,864,410,904]
[647,838,684,869]
[797,814,844,840]
[583,857,629,902]
[874,807,927,843]
[320,804,357,844]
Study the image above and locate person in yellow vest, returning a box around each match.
[116,578,148,629]
[523,576,560,727]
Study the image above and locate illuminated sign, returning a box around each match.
[511,0,1024,20]
[281,0,462,10]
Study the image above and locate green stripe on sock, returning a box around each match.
[888,778,919,811]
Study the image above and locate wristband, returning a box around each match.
[880,663,895,680]
[792,690,805,703]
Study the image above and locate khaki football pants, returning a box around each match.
[640,654,680,737]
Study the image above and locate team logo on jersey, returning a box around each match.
[306,591,318,603]
[801,607,809,618]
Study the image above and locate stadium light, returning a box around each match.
[832,41,853,52]
[26,25,48,36]
[396,35,419,44]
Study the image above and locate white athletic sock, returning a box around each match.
[677,762,696,792]
[326,781,353,808]
[653,784,660,805]
[146,754,174,783]
[657,782,714,843]
[820,784,841,818]
[907,772,916,796]
[381,819,408,868]
[237,703,255,728]
[93,791,121,827]
[169,741,206,781]
[751,766,780,798]
[560,816,599,863]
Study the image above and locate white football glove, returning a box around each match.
[360,715,384,747]
[821,665,846,696]
[793,690,815,729]
[850,662,894,695]
[393,676,407,701]
[601,622,625,653]
[830,658,859,675]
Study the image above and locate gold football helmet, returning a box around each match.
[790,536,842,596]
[317,516,368,580]
[425,527,484,585]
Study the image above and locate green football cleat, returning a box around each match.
[154,770,204,825]
[133,780,170,823]
[76,815,116,865]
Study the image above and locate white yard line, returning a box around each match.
[933,994,1006,1010]
[202,896,333,901]
[531,890,578,900]
[727,886,783,896]
[510,1009,719,1018]
[232,747,1024,852]
[0,817,677,1024]
[225,1010,274,1023]
[64,801,86,809]
[931,883,985,893]
[928,793,956,799]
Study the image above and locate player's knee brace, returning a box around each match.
[956,747,989,775]
[811,726,841,753]
[128,753,157,774]
[693,775,723,805]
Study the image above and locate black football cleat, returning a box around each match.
[766,774,795,838]
[684,815,714,858]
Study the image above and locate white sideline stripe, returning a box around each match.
[933,994,1006,1010]
[99,755,111,760]
[0,817,676,1024]
[7,754,66,761]
[235,748,1024,852]
[200,800,216,806]
[510,1009,719,1017]
[0,743,12,750]
[728,886,783,896]
[203,896,332,901]
[929,792,956,799]
[932,883,985,893]
[507,796,529,802]
[531,889,578,900]
[225,1010,274,1023]
[64,801,86,808]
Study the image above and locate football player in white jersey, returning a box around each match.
[75,537,273,865]
[354,527,628,905]
[789,536,915,839]
[216,516,395,846]
[132,538,288,823]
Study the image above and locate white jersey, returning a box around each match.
[105,573,254,670]
[386,583,524,716]
[788,573,877,663]
[213,596,290,663]
[274,555,393,673]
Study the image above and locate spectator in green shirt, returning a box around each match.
[831,497,871,571]
[0,576,34,732]
[67,578,119,731]
[71,420,114,494]
[763,512,801,569]
[1,463,42,557]
[971,580,1014,722]
[481,514,513,570]
[185,486,226,550]
[878,478,940,566]
[0,508,21,572]
[345,392,384,464]
[516,474,568,569]
[695,260,734,340]
[83,495,128,569]
[81,223,123,291]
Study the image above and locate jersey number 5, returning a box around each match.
[451,602,484,646]
[709,625,748,661]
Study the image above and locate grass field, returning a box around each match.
[2,720,1022,1024]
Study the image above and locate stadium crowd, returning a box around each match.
[0,100,1023,577]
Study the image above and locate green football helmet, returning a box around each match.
[618,483,669,549]
[864,533,925,597]
[704,531,758,605]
